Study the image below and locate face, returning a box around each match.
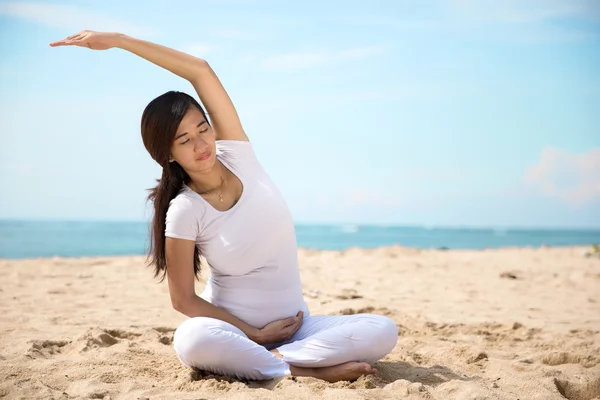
[170,106,216,172]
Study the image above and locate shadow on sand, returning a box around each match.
[189,360,479,390]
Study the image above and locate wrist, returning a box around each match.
[247,327,263,344]
[113,33,130,49]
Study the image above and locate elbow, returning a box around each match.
[171,295,196,316]
[171,297,188,314]
[189,60,212,83]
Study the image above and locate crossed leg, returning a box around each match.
[173,313,398,381]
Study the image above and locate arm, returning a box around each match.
[114,35,248,142]
[50,30,248,142]
[165,237,259,340]
[166,237,304,345]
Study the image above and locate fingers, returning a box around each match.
[49,32,84,47]
[49,40,72,47]
[283,311,304,339]
[49,38,79,47]
[282,311,303,327]
[49,41,68,47]
[289,320,302,337]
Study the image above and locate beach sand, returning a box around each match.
[1,245,599,399]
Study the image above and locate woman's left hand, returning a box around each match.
[251,311,304,345]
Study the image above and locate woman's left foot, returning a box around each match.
[290,361,377,383]
[271,349,376,382]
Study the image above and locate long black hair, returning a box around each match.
[140,91,208,282]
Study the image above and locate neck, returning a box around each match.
[188,160,226,194]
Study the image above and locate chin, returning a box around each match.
[194,157,215,170]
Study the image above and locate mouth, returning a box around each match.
[196,151,211,161]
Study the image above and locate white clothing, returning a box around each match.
[165,140,398,380]
[164,140,309,328]
[173,313,399,380]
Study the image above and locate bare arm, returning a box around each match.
[50,31,248,142]
[165,237,259,339]
[166,237,304,345]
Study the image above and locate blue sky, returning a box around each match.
[0,0,599,228]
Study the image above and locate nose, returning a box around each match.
[193,136,208,151]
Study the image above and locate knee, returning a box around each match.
[173,317,228,367]
[363,314,398,356]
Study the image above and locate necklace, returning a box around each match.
[218,174,225,203]
[196,168,226,203]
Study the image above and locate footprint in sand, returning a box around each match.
[152,326,175,345]
[554,376,600,400]
[65,328,132,353]
[542,352,598,368]
[26,339,70,359]
[26,326,177,360]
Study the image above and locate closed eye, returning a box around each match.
[180,128,209,145]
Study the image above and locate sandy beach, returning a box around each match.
[1,245,599,399]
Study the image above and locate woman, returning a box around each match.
[50,30,398,382]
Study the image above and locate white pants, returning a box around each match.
[173,313,398,380]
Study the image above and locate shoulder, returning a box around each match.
[165,188,204,240]
[168,188,197,210]
[216,139,257,162]
[166,188,205,225]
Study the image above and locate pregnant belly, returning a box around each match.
[200,279,309,328]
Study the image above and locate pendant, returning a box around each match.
[219,193,224,203]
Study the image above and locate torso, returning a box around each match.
[171,140,310,327]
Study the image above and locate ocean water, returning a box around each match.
[0,220,598,259]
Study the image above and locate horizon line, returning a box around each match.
[1,218,599,231]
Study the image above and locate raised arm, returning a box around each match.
[50,30,248,142]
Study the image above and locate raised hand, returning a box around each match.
[49,30,120,50]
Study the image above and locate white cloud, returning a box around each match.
[338,15,446,30]
[515,26,599,44]
[0,2,156,37]
[264,45,388,70]
[446,0,599,43]
[329,81,469,103]
[449,0,599,23]
[524,146,600,205]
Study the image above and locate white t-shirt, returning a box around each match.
[164,140,310,328]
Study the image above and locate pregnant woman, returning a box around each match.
[50,30,398,382]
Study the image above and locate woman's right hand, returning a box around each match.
[49,30,122,50]
[252,311,304,345]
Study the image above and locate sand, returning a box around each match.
[1,245,599,400]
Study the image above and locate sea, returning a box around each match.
[1,220,599,259]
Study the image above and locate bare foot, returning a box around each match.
[291,361,377,383]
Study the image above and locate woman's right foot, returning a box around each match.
[291,361,377,383]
